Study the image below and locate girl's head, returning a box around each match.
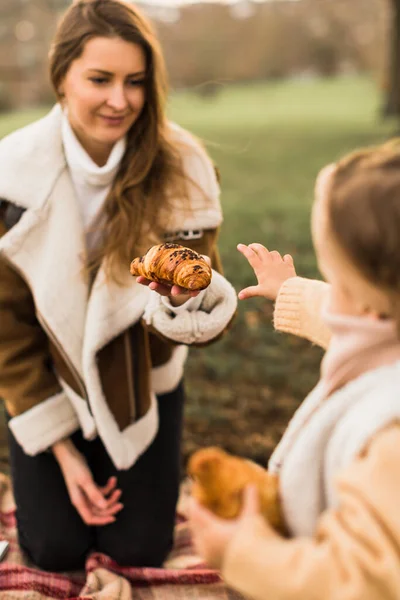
[312,142,400,326]
[50,0,167,165]
[50,0,192,282]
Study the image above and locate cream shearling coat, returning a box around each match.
[0,105,237,469]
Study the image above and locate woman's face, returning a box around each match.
[60,36,147,165]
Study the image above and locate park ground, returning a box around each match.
[0,75,395,474]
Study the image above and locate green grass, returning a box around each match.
[0,75,395,422]
[171,76,395,405]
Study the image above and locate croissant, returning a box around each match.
[188,447,286,534]
[130,243,212,291]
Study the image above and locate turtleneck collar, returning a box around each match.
[61,111,126,187]
[320,307,400,398]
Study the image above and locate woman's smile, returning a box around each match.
[98,114,128,126]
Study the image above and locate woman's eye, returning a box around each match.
[90,77,108,85]
[128,79,146,87]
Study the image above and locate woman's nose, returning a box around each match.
[107,84,128,111]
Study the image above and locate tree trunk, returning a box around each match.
[382,0,400,118]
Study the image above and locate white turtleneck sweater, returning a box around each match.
[61,113,206,313]
[61,113,126,253]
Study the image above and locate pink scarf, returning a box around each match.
[320,310,400,398]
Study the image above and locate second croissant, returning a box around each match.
[188,447,286,534]
[130,243,212,291]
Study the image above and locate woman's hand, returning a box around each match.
[237,243,296,301]
[52,438,123,526]
[136,255,211,307]
[136,276,200,306]
[188,485,260,570]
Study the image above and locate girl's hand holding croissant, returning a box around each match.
[188,485,261,569]
[237,243,296,302]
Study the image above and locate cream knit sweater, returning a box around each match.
[222,276,400,600]
[273,276,331,348]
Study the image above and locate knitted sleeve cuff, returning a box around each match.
[160,289,206,314]
[143,270,237,345]
[8,391,80,455]
[274,277,331,349]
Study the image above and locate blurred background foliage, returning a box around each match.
[0,0,390,110]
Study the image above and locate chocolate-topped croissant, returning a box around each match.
[188,447,286,534]
[130,243,212,291]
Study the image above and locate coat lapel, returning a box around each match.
[0,169,88,377]
[83,265,149,361]
[0,104,153,375]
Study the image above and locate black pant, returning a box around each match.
[7,383,185,572]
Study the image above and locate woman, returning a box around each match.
[0,0,236,571]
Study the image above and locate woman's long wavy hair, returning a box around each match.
[49,0,192,283]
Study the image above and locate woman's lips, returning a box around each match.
[99,115,126,126]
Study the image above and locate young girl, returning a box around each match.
[189,143,400,600]
[0,0,236,571]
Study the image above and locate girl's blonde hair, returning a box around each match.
[328,139,400,327]
[49,0,192,282]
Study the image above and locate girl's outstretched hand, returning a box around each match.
[188,485,260,570]
[237,243,296,301]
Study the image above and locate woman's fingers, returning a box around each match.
[171,285,199,297]
[137,278,169,295]
[81,477,108,510]
[91,501,124,518]
[100,476,117,497]
[103,488,123,509]
[138,278,199,299]
[86,477,123,514]
[71,487,116,526]
[96,502,124,517]
[136,276,151,286]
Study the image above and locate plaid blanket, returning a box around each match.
[0,474,245,600]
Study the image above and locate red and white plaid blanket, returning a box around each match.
[0,474,245,600]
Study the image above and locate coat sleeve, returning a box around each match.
[273,276,332,349]
[0,220,79,454]
[222,424,400,600]
[143,136,237,346]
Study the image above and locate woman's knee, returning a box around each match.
[20,533,91,572]
[98,516,174,567]
[108,535,173,567]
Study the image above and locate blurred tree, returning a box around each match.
[382,0,400,118]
